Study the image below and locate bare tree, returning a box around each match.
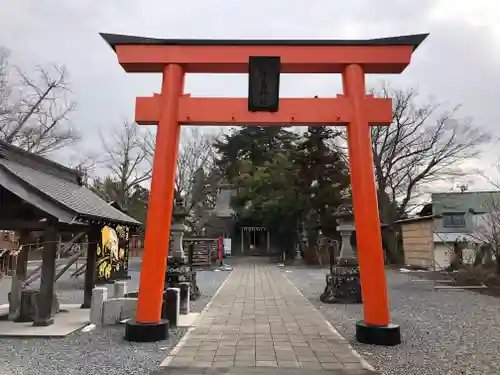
[470,193,500,274]
[72,152,100,187]
[337,84,490,263]
[0,48,12,122]
[144,127,220,232]
[99,121,151,209]
[176,128,217,198]
[0,47,78,154]
[379,86,490,261]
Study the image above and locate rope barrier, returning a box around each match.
[0,234,144,276]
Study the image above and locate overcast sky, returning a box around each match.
[0,0,499,190]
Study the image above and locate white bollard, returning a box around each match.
[90,287,108,325]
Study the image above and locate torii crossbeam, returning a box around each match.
[101,32,428,345]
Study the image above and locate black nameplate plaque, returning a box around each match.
[248,56,280,112]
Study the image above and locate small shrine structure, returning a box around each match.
[0,140,140,326]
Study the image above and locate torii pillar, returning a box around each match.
[101,32,428,345]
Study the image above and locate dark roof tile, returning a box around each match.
[0,159,140,225]
[101,33,429,51]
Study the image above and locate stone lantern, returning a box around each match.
[320,204,362,304]
[170,196,188,261]
[165,195,201,301]
[209,183,236,259]
[212,183,236,219]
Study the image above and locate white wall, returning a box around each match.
[434,243,476,270]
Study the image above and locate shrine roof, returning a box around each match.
[101,33,428,51]
[0,141,140,227]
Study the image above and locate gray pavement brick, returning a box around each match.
[322,362,345,370]
[256,360,278,367]
[299,361,322,369]
[212,361,234,367]
[162,263,369,371]
[234,361,256,367]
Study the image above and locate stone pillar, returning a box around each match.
[295,243,301,260]
[33,222,59,326]
[240,227,244,255]
[320,205,362,304]
[187,242,194,267]
[90,287,108,324]
[82,225,99,309]
[267,231,271,256]
[190,270,201,299]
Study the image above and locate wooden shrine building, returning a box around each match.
[0,140,140,326]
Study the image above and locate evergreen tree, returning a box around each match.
[213,125,350,256]
[213,126,297,182]
[295,126,350,240]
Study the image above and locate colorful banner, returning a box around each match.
[96,224,130,282]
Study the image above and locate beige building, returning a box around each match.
[398,190,500,269]
[397,215,436,269]
[398,214,482,270]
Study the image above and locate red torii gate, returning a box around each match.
[101,33,428,345]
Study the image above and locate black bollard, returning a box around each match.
[179,282,190,315]
[162,288,180,327]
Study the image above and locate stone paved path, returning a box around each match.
[160,263,374,373]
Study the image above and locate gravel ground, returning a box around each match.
[0,264,230,375]
[282,265,500,375]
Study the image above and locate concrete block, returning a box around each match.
[179,282,190,315]
[90,287,108,325]
[101,297,138,325]
[164,288,180,327]
[102,298,122,325]
[113,281,127,298]
[119,298,138,321]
